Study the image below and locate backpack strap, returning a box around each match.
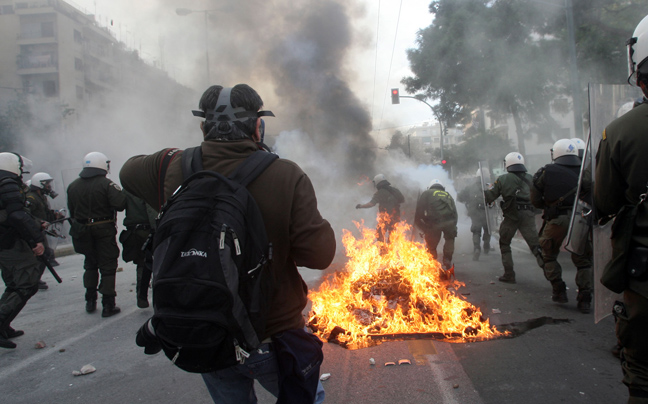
[157,148,180,210]
[229,151,278,187]
[181,146,204,179]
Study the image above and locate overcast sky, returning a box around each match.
[68,0,436,143]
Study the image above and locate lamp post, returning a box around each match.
[176,8,213,85]
[398,94,445,160]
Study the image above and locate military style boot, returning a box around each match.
[483,243,490,255]
[576,290,592,313]
[473,247,480,261]
[101,296,121,318]
[498,269,516,284]
[85,289,97,313]
[551,281,568,303]
[136,267,151,309]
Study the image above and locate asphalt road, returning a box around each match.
[0,223,628,404]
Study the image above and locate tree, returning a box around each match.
[403,0,648,154]
[0,94,31,151]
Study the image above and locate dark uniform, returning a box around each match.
[415,185,458,269]
[26,184,61,288]
[0,170,45,348]
[531,153,593,310]
[67,168,126,316]
[595,101,648,402]
[485,170,544,283]
[356,179,405,243]
[457,178,491,259]
[119,189,156,308]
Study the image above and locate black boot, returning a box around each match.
[1,326,24,339]
[499,269,516,284]
[136,267,151,309]
[102,296,121,318]
[551,281,568,303]
[85,289,98,313]
[577,290,592,313]
[0,334,16,349]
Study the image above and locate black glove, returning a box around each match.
[136,319,162,355]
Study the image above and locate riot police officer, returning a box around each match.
[595,14,648,403]
[120,189,156,308]
[67,152,126,317]
[458,169,491,261]
[26,172,64,290]
[531,139,593,312]
[0,153,45,348]
[485,152,544,283]
[415,179,458,273]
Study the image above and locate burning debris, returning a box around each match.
[309,220,508,349]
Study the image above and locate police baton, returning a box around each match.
[39,256,62,284]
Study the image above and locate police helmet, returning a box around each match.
[627,14,648,83]
[0,152,32,177]
[429,179,444,190]
[31,172,54,189]
[504,152,526,172]
[83,152,110,172]
[551,139,580,166]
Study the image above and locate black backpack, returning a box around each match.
[149,146,278,373]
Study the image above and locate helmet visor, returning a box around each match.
[20,156,33,175]
[628,37,638,84]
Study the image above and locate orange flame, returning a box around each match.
[356,175,370,186]
[308,219,506,348]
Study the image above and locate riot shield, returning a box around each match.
[478,161,497,234]
[587,83,642,323]
[565,133,592,256]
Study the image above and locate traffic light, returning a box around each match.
[391,88,400,104]
[441,159,447,165]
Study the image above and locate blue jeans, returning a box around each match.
[201,342,325,404]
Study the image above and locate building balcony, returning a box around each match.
[17,33,57,45]
[17,56,58,75]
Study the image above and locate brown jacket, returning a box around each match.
[119,139,336,337]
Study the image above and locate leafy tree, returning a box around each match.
[386,130,410,156]
[403,0,648,154]
[0,94,30,151]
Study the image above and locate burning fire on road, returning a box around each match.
[308,219,508,349]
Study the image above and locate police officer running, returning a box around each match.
[0,153,46,349]
[595,14,648,403]
[485,152,544,283]
[415,179,458,272]
[458,169,491,261]
[356,174,405,243]
[67,152,126,317]
[531,139,593,312]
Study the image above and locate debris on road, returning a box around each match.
[320,373,331,381]
[72,364,96,376]
[34,341,46,349]
[492,308,501,314]
[385,361,396,366]
[369,358,375,366]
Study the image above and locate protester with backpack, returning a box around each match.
[120,84,336,404]
[415,179,458,275]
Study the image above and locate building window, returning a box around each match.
[75,58,83,71]
[43,81,57,97]
[76,86,84,100]
[74,29,83,44]
[15,3,27,9]
[1,5,15,14]
[41,21,54,37]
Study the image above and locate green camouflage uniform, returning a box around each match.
[415,186,458,268]
[595,101,648,402]
[485,171,543,282]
